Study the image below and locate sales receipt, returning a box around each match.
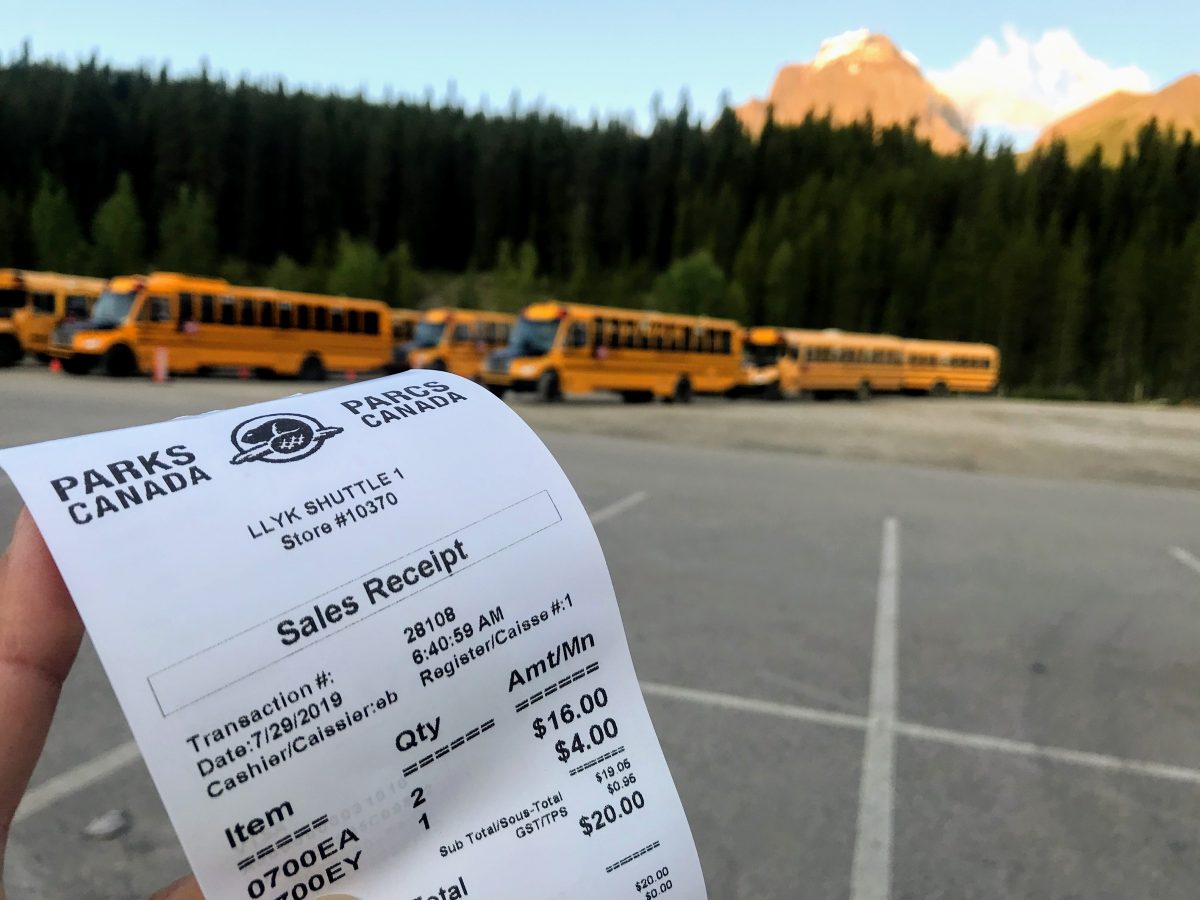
[0,373,706,899]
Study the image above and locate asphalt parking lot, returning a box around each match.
[4,368,1200,898]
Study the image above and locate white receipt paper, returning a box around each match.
[0,373,705,899]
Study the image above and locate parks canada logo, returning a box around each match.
[229,414,343,465]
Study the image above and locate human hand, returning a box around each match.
[0,508,203,899]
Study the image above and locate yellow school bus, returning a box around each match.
[736,326,804,399]
[482,300,742,402]
[792,329,905,399]
[406,308,516,380]
[49,272,391,378]
[901,339,1000,395]
[386,308,424,372]
[737,327,904,399]
[0,269,105,366]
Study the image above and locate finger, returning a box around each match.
[0,509,84,836]
[149,874,204,899]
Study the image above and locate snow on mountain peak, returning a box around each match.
[813,29,872,69]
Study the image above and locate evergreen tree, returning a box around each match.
[265,254,312,292]
[91,173,145,275]
[654,251,727,317]
[384,241,422,309]
[0,191,23,265]
[327,232,385,298]
[157,185,218,274]
[1179,253,1200,399]
[516,241,539,292]
[732,217,768,324]
[1052,227,1088,390]
[1100,234,1148,401]
[30,173,89,272]
[764,240,796,325]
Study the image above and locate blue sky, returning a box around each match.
[7,0,1198,141]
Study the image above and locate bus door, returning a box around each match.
[561,317,592,382]
[19,290,58,355]
[137,293,182,370]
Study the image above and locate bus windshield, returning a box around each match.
[0,289,24,317]
[412,321,446,348]
[744,342,783,368]
[90,290,138,326]
[510,317,560,357]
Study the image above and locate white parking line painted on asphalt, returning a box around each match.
[895,721,1200,786]
[644,682,1200,787]
[850,517,899,900]
[1169,545,1200,576]
[13,740,141,824]
[640,681,867,732]
[589,490,649,525]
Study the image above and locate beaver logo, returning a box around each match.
[229,414,343,465]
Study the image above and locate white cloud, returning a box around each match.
[929,26,1152,142]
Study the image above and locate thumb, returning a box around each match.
[149,874,204,899]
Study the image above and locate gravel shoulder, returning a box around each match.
[510,394,1200,491]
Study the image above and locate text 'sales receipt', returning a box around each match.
[0,372,705,899]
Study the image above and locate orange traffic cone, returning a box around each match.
[48,358,62,374]
[152,346,169,383]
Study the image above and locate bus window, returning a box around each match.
[331,310,345,333]
[279,303,293,329]
[260,301,275,328]
[145,296,171,323]
[315,307,328,331]
[240,298,255,326]
[453,323,470,342]
[297,305,310,330]
[348,309,361,334]
[567,322,588,348]
[65,295,89,318]
[32,293,54,314]
[200,295,215,324]
[220,297,236,326]
[364,310,380,335]
[179,293,194,324]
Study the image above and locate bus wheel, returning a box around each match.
[254,367,278,380]
[0,335,22,367]
[856,380,872,402]
[487,385,509,399]
[620,390,654,404]
[931,381,949,397]
[103,344,138,377]
[535,370,561,402]
[299,354,327,382]
[764,381,784,401]
[430,358,448,372]
[668,376,693,404]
